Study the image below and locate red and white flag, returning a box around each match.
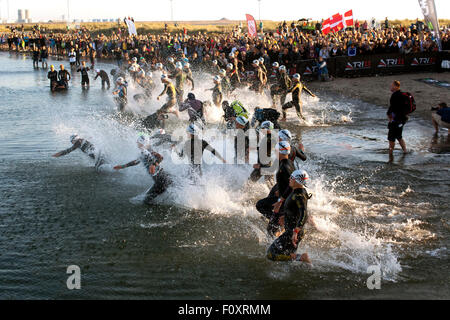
[246,14,258,37]
[322,18,331,35]
[344,10,354,27]
[330,13,344,32]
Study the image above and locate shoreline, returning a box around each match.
[308,72,450,121]
[2,50,449,123]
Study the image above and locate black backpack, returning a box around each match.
[401,92,416,115]
[262,108,281,122]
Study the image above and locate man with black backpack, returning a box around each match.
[387,81,415,162]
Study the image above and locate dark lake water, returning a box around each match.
[0,52,449,299]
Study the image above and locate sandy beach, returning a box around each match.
[309,72,450,120]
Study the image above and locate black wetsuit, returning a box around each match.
[271,72,291,106]
[282,82,314,119]
[77,66,90,86]
[47,70,58,90]
[58,70,71,88]
[267,188,309,261]
[58,139,105,170]
[178,137,219,181]
[94,70,110,89]
[139,149,172,205]
[249,132,277,183]
[120,148,172,204]
[289,145,307,162]
[256,158,295,235]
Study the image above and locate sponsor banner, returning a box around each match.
[418,0,441,49]
[125,18,137,36]
[246,14,258,37]
[293,52,444,78]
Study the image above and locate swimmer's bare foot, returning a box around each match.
[294,253,312,264]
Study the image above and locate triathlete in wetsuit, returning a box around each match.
[179,93,206,124]
[94,69,110,89]
[282,73,316,121]
[256,141,295,236]
[169,63,194,106]
[58,65,71,88]
[112,77,128,111]
[267,169,311,263]
[278,129,307,163]
[177,123,226,182]
[249,121,277,184]
[52,134,106,171]
[207,76,223,108]
[157,74,178,117]
[113,135,172,205]
[234,116,250,164]
[76,61,90,88]
[270,65,291,108]
[47,65,58,91]
[226,63,240,92]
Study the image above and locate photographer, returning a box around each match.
[432,103,450,136]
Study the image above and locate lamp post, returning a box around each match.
[258,0,261,22]
[67,0,70,23]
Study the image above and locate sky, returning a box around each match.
[0,0,449,22]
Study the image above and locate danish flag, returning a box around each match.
[344,10,354,27]
[330,13,344,32]
[322,18,331,35]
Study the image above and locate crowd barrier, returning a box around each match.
[297,51,450,79]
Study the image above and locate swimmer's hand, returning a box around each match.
[292,228,301,247]
[113,165,123,170]
[298,143,305,152]
[157,96,160,101]
[149,165,156,175]
[52,152,62,158]
[272,199,283,214]
[253,164,261,169]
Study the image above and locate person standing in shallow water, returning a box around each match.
[387,80,408,162]
[77,61,90,88]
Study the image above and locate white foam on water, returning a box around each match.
[51,70,405,281]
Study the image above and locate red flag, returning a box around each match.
[344,10,354,27]
[322,18,331,35]
[246,14,258,37]
[330,13,344,32]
